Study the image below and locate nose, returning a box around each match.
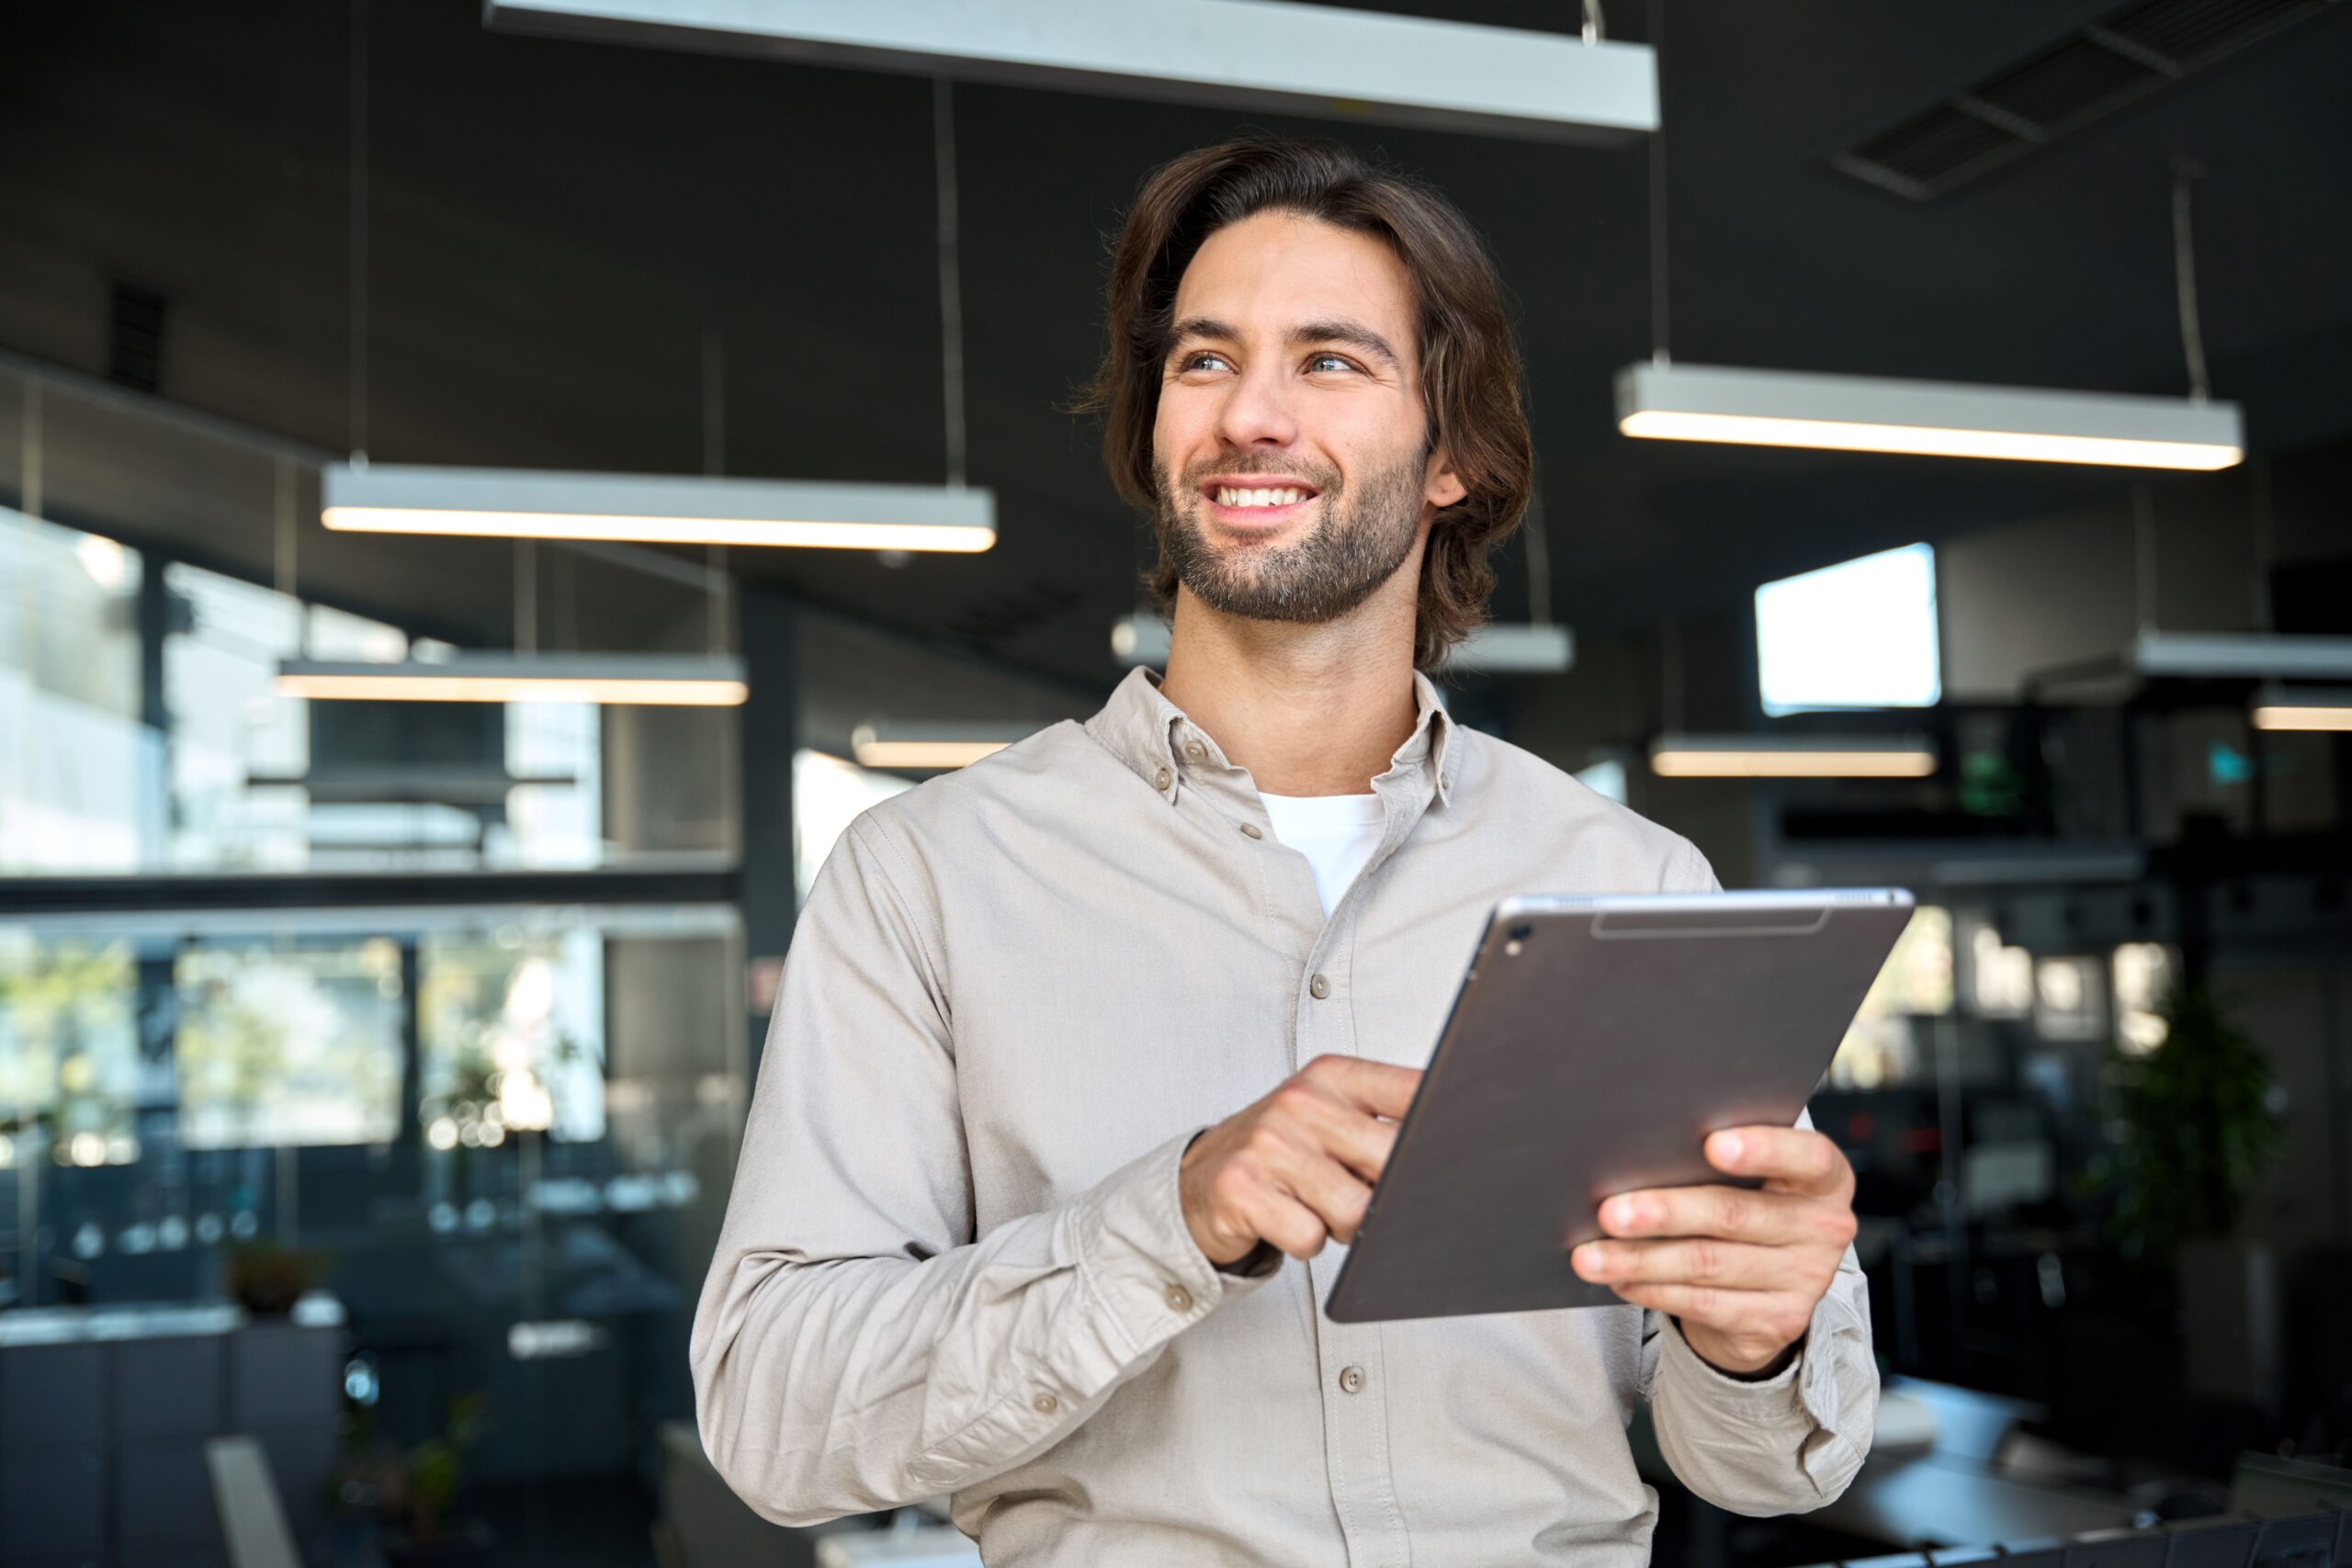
[1211,358,1300,452]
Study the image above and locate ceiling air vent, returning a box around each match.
[107,282,167,393]
[1838,0,2340,200]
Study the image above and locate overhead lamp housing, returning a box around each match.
[1615,362,2243,470]
[1441,623,1576,675]
[322,463,996,552]
[850,721,1035,772]
[2132,632,2352,682]
[277,653,748,706]
[1648,733,1939,779]
[484,0,1659,144]
[2251,685,2352,733]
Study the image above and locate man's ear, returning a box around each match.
[1425,447,1469,512]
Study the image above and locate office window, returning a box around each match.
[1827,906,1951,1089]
[175,938,406,1147]
[0,931,141,1167]
[420,928,605,1145]
[1755,542,1941,716]
[164,561,310,871]
[0,508,159,873]
[793,748,911,906]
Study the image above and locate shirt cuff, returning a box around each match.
[1069,1128,1279,1366]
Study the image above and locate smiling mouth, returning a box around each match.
[1200,480,1319,519]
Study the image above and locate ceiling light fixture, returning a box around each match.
[2250,686,2352,734]
[851,722,1035,772]
[483,0,1659,144]
[1615,362,2243,470]
[1647,733,1939,779]
[277,653,747,706]
[320,465,997,551]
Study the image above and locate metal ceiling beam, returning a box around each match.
[482,0,1658,143]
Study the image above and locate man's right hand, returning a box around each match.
[1178,1054,1422,1266]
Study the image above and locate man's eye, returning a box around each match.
[1307,354,1356,374]
[1179,351,1230,373]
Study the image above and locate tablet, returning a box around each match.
[1321,887,1914,1324]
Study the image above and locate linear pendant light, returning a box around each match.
[277,653,748,705]
[483,0,1659,145]
[1648,732,1938,779]
[2251,686,2352,733]
[1614,362,2244,470]
[851,721,1035,772]
[321,464,996,551]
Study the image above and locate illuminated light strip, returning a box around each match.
[1648,734,1938,779]
[277,656,747,706]
[2251,687,2352,733]
[322,465,997,552]
[1615,363,2242,471]
[851,722,1035,772]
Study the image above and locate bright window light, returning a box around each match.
[1755,543,1941,717]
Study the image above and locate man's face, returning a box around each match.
[1150,210,1466,626]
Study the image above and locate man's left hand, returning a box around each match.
[1568,1125,1858,1378]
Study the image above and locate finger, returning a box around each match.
[1266,1077,1402,1185]
[1704,1126,1852,1199]
[1572,1236,1794,1292]
[1604,1280,1786,1332]
[1300,1055,1423,1121]
[1236,1184,1330,1260]
[1597,1184,1824,1247]
[1276,1150,1376,1246]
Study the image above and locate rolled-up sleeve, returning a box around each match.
[1639,1211,1878,1514]
[689,816,1276,1526]
[1640,833,1880,1513]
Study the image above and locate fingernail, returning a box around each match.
[1604,1197,1634,1228]
[1574,1244,1604,1277]
[1715,1132,1743,1165]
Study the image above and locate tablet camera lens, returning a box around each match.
[1503,922,1532,957]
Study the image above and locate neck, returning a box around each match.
[1157,578,1423,797]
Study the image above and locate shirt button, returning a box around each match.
[1153,766,1172,791]
[1239,822,1262,840]
[1339,1365,1366,1395]
[1441,773,1452,791]
[1309,973,1330,999]
[1184,740,1207,762]
[1164,1284,1193,1314]
[1033,1392,1059,1415]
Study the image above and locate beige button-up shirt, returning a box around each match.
[693,667,1878,1565]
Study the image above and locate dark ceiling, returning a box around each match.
[4,0,2349,687]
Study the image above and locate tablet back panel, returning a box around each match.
[1323,889,1913,1323]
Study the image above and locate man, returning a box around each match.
[693,136,1876,1565]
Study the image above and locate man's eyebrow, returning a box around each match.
[1164,316,1403,373]
[1289,320,1402,373]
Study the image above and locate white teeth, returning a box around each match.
[1216,486,1307,508]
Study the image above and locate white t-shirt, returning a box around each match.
[1258,790,1385,918]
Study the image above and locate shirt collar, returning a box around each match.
[1083,664,1458,809]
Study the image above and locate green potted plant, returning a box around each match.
[2104,984,2290,1410]
[222,1238,330,1317]
[340,1393,492,1566]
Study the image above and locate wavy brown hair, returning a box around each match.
[1074,136,1534,671]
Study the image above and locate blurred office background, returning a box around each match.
[2,2,2348,1565]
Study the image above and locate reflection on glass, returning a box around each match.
[420,929,605,1146]
[1963,914,2034,1018]
[175,939,406,1147]
[2033,954,2108,1042]
[0,931,141,1166]
[1828,907,1951,1089]
[0,508,159,872]
[2112,942,2176,1055]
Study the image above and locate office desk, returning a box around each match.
[1816,1378,2138,1548]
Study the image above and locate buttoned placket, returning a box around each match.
[1164,710,1446,1568]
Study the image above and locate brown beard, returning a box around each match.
[1152,446,1426,626]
